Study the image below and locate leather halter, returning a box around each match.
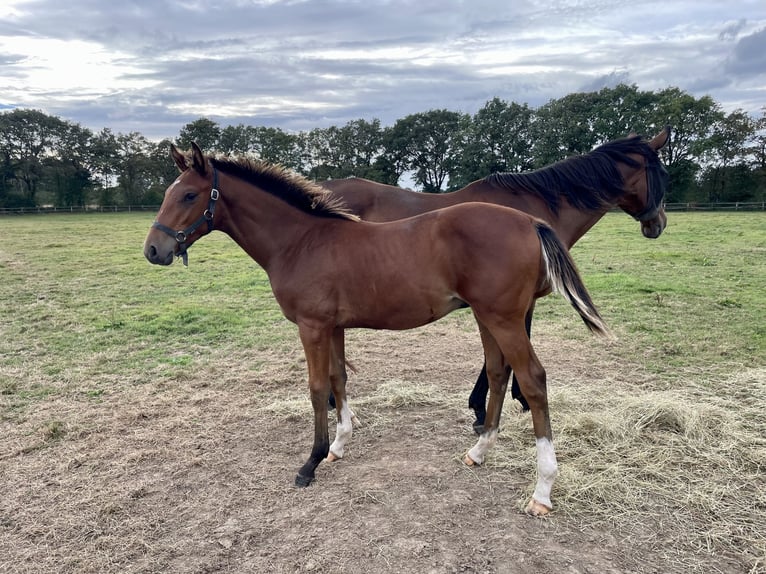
[151,168,220,266]
[629,159,667,223]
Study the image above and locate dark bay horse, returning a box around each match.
[144,143,610,515]
[321,129,670,431]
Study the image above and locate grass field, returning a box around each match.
[1,210,765,573]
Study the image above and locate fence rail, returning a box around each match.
[664,202,766,211]
[1,202,765,215]
[0,205,161,215]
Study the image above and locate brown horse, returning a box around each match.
[144,143,609,515]
[321,129,670,430]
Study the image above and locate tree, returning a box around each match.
[0,109,67,205]
[218,124,256,154]
[531,92,601,166]
[89,128,120,205]
[254,127,303,170]
[589,84,661,141]
[651,88,723,201]
[177,118,222,151]
[303,119,385,181]
[450,98,534,189]
[699,110,755,202]
[388,110,467,192]
[115,133,159,205]
[745,107,766,202]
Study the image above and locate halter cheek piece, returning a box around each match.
[151,168,220,266]
[629,159,667,223]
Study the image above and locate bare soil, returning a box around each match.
[0,320,750,573]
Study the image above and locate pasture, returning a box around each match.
[1,211,764,573]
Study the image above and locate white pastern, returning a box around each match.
[467,429,498,465]
[531,437,558,509]
[329,402,354,459]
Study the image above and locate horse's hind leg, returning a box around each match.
[464,320,510,465]
[327,328,358,462]
[467,364,489,432]
[468,306,535,433]
[496,330,557,516]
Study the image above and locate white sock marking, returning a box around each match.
[329,401,354,459]
[532,437,558,509]
[467,429,498,465]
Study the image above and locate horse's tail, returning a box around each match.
[536,221,610,337]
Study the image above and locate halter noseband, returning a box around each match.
[152,168,220,266]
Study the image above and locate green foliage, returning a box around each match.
[2,85,765,205]
[388,109,468,192]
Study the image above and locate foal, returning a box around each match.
[144,143,610,515]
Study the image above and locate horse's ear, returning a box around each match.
[190,142,208,176]
[170,143,187,172]
[648,126,671,151]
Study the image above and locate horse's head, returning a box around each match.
[616,127,670,239]
[144,142,219,266]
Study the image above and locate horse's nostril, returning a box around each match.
[149,245,157,258]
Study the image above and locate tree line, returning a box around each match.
[1,83,765,209]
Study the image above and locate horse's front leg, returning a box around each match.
[295,322,332,487]
[327,327,357,462]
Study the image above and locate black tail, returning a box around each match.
[536,222,610,337]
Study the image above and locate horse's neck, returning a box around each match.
[460,183,608,249]
[216,180,315,270]
[552,201,610,248]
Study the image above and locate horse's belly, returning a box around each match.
[339,294,466,330]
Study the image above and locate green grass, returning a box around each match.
[1,211,764,418]
[535,212,766,376]
[0,212,294,416]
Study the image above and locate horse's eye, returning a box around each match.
[183,192,197,202]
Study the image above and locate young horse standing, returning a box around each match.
[144,143,609,515]
[321,129,670,430]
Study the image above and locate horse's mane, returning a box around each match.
[484,136,666,214]
[208,155,358,221]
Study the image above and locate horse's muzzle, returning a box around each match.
[641,212,667,239]
[144,242,175,266]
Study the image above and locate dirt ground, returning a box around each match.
[0,319,750,574]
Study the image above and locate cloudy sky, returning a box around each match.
[1,0,764,141]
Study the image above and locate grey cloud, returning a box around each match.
[725,27,766,76]
[719,19,747,41]
[2,0,765,138]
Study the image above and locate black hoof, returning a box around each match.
[472,422,484,435]
[294,474,314,488]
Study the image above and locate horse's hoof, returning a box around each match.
[326,452,341,462]
[294,474,314,488]
[524,499,552,516]
[463,453,479,466]
[472,422,484,435]
[351,416,361,426]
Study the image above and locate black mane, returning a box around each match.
[209,155,357,220]
[484,136,666,214]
